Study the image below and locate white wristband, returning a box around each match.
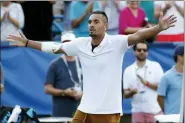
[41,42,63,53]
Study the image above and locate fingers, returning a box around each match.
[7,34,21,41]
[169,20,177,25]
[159,12,163,20]
[7,38,16,43]
[170,16,177,22]
[19,31,26,39]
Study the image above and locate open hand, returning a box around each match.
[85,2,93,14]
[7,32,27,47]
[158,12,177,30]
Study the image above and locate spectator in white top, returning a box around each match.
[123,42,164,123]
[7,10,176,123]
[155,1,184,42]
[0,1,24,41]
[100,0,125,34]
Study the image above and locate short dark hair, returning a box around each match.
[133,41,149,51]
[91,11,108,23]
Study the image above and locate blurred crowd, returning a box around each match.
[0,0,184,42]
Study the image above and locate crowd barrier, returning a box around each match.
[0,41,183,115]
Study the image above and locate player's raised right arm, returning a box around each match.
[7,32,67,55]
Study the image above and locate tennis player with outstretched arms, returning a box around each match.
[7,11,176,123]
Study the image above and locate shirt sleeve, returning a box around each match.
[112,35,129,53]
[155,62,164,84]
[123,68,131,90]
[61,38,82,56]
[157,75,168,97]
[16,3,25,29]
[45,62,56,85]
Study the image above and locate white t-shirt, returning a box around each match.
[62,34,129,114]
[1,3,24,41]
[155,1,184,35]
[123,60,164,114]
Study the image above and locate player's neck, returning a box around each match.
[136,60,146,68]
[91,34,105,46]
[175,63,183,73]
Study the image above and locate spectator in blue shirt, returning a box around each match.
[70,1,101,37]
[44,32,83,117]
[157,45,184,114]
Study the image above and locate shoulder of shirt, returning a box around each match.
[147,60,161,67]
[49,56,64,67]
[11,2,22,7]
[120,6,129,13]
[75,37,91,43]
[108,34,128,40]
[124,62,135,73]
[138,7,145,12]
[162,68,174,79]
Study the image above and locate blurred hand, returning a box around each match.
[7,32,28,47]
[145,24,153,28]
[131,88,137,95]
[74,91,83,100]
[137,74,146,85]
[64,88,78,99]
[85,2,93,14]
[158,12,177,30]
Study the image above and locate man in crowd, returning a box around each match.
[45,32,82,117]
[123,42,163,123]
[157,45,184,114]
[70,1,101,37]
[7,10,176,123]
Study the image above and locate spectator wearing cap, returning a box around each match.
[157,45,184,114]
[44,32,83,117]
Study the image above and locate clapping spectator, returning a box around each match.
[155,1,184,42]
[0,1,24,41]
[70,1,101,37]
[101,0,125,34]
[119,0,150,35]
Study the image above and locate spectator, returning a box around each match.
[119,0,151,35]
[0,1,24,41]
[100,0,125,35]
[45,32,83,117]
[20,1,55,41]
[155,1,184,42]
[70,1,101,37]
[0,63,4,95]
[123,42,164,123]
[157,45,184,114]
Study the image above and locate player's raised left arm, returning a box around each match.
[128,12,177,46]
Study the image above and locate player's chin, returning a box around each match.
[89,33,96,37]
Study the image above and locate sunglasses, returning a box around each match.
[136,48,148,52]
